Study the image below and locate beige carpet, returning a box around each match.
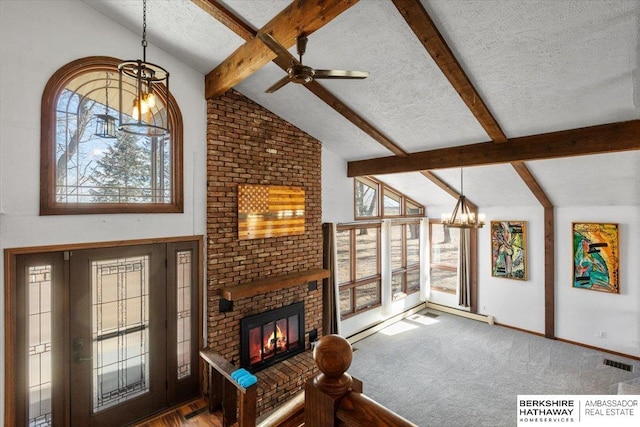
[347,309,640,427]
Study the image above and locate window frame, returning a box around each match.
[391,220,421,299]
[354,176,424,220]
[40,56,184,215]
[429,219,459,295]
[336,223,382,319]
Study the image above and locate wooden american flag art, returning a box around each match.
[238,185,305,239]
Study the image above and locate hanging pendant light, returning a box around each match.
[95,73,117,138]
[118,0,170,136]
[441,168,485,229]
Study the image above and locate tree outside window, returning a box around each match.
[41,57,182,214]
[430,221,459,294]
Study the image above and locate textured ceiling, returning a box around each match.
[83,0,640,208]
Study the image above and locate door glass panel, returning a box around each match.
[176,250,192,380]
[92,256,150,413]
[28,265,53,427]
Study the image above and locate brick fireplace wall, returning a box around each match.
[206,90,323,416]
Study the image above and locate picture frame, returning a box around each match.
[491,220,527,280]
[572,222,619,294]
[238,184,305,240]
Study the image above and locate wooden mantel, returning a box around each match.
[219,268,330,301]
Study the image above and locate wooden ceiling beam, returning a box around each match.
[304,81,407,156]
[392,0,507,143]
[195,0,407,156]
[192,0,255,40]
[347,120,640,177]
[511,161,553,208]
[203,0,358,99]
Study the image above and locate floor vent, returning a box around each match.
[184,406,208,420]
[603,358,634,372]
[423,312,439,318]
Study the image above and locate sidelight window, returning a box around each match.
[28,265,53,427]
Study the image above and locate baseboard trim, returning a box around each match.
[556,337,640,362]
[424,302,494,325]
[495,322,640,362]
[494,321,545,337]
[347,303,427,344]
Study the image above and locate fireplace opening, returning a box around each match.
[240,302,305,372]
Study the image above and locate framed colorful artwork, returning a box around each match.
[573,222,619,293]
[491,220,527,280]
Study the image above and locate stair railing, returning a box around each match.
[304,334,417,427]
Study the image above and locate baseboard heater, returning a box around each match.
[424,302,494,325]
[346,302,494,345]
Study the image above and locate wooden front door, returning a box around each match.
[11,238,201,427]
[68,244,167,426]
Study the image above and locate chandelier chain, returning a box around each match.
[141,0,147,60]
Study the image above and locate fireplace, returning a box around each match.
[240,302,305,372]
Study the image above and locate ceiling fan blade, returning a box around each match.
[265,76,291,93]
[258,33,299,64]
[313,69,369,79]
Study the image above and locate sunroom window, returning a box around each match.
[354,176,424,220]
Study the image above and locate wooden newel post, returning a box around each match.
[305,334,354,427]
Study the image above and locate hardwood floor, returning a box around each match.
[131,398,224,427]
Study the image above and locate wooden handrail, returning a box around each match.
[257,390,305,427]
[305,335,418,427]
[337,392,416,427]
[200,348,257,427]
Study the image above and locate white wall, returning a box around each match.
[475,205,639,357]
[0,1,207,420]
[555,206,640,357]
[321,147,353,223]
[477,206,547,333]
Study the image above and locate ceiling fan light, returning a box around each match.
[288,64,314,84]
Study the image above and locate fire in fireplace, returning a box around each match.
[240,302,305,372]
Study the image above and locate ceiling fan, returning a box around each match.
[258,33,369,93]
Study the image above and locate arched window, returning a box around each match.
[40,56,183,214]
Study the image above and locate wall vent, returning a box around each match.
[603,358,634,372]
